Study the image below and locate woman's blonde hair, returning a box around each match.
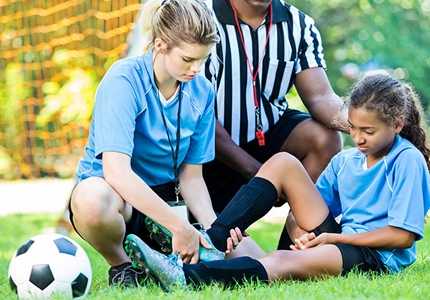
[140,0,219,51]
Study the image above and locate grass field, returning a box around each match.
[1,213,430,299]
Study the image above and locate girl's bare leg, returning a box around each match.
[258,244,343,281]
[226,237,266,259]
[256,152,330,232]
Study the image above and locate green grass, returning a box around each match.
[1,213,430,299]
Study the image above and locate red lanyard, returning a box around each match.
[230,0,273,146]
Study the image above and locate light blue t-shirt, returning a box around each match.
[76,50,216,186]
[316,135,430,272]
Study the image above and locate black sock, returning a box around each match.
[207,177,278,251]
[276,224,294,250]
[183,256,268,287]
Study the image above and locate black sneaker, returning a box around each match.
[108,262,145,288]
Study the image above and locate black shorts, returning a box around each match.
[312,214,387,275]
[69,181,197,252]
[203,108,311,213]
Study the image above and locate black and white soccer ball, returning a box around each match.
[8,233,92,299]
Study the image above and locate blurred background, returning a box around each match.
[0,0,141,180]
[0,0,429,181]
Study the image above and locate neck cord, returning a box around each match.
[157,84,182,202]
[229,0,273,146]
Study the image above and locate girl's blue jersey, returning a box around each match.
[316,135,430,272]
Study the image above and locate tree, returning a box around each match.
[289,0,430,120]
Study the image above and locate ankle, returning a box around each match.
[206,227,227,252]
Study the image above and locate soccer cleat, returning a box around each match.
[125,234,187,292]
[145,217,173,253]
[145,217,225,262]
[108,262,145,288]
[198,229,226,262]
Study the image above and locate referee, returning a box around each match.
[202,0,348,217]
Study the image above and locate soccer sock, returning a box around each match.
[276,224,295,250]
[207,177,278,252]
[183,256,268,287]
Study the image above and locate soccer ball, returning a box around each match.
[8,233,92,299]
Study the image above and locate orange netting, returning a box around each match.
[0,0,142,179]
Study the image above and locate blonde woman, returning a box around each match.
[70,0,225,287]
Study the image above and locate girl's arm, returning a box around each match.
[297,225,416,250]
[103,151,202,263]
[178,162,217,229]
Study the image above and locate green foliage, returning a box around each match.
[0,63,28,145]
[1,213,430,299]
[35,48,100,129]
[36,68,99,128]
[288,0,430,119]
[0,46,103,179]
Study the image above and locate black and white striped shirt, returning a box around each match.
[203,0,326,146]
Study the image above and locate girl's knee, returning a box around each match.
[266,152,301,171]
[258,153,303,184]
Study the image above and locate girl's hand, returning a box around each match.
[225,227,243,254]
[291,232,336,250]
[303,232,334,248]
[290,232,316,250]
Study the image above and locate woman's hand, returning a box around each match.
[171,223,209,264]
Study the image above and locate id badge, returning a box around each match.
[167,200,189,221]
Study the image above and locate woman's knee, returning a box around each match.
[71,178,121,224]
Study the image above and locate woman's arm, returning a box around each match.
[103,151,202,263]
[179,162,242,253]
[178,162,217,229]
